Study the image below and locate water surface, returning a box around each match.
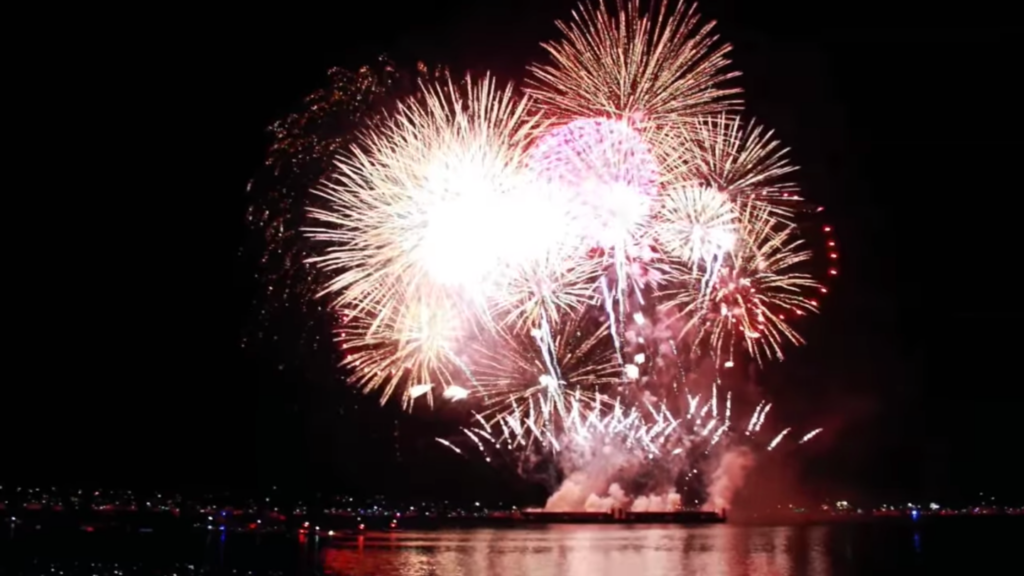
[2,519,1015,575]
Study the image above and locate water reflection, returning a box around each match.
[809,525,830,575]
[321,526,834,576]
[5,520,1020,575]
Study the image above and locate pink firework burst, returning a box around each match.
[527,118,659,250]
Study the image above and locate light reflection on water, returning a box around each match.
[321,526,833,576]
[3,519,1020,575]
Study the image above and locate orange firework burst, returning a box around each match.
[526,0,740,127]
[336,291,474,410]
[666,113,799,217]
[470,311,621,416]
[663,205,821,365]
[305,74,538,407]
[283,0,836,435]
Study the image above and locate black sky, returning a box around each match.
[5,1,1021,505]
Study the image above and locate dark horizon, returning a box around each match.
[4,1,1020,509]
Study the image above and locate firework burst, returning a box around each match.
[654,184,739,292]
[242,58,451,357]
[527,0,740,127]
[305,75,538,405]
[665,205,821,365]
[527,117,660,252]
[471,311,621,419]
[668,113,799,217]
[263,0,838,510]
[336,292,474,409]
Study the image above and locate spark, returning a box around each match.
[435,438,462,455]
[767,427,791,450]
[409,384,433,399]
[747,401,764,433]
[444,386,470,401]
[799,428,823,443]
[755,403,771,432]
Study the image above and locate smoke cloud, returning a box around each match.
[702,446,754,512]
[630,491,682,511]
[542,472,681,512]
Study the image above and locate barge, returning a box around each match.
[517,508,726,524]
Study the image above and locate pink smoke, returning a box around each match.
[702,447,755,512]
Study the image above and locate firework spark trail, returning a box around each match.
[669,341,684,393]
[747,401,764,433]
[462,427,486,452]
[710,424,728,445]
[532,313,562,386]
[445,352,480,393]
[484,393,677,460]
[700,418,717,436]
[799,428,823,443]
[473,426,495,444]
[755,403,771,432]
[600,276,625,365]
[688,394,700,418]
[436,438,462,455]
[767,427,791,450]
[704,424,729,453]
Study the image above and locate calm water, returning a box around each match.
[2,520,1017,575]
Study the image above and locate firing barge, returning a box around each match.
[515,508,726,524]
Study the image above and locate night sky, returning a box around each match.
[5,1,1020,506]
